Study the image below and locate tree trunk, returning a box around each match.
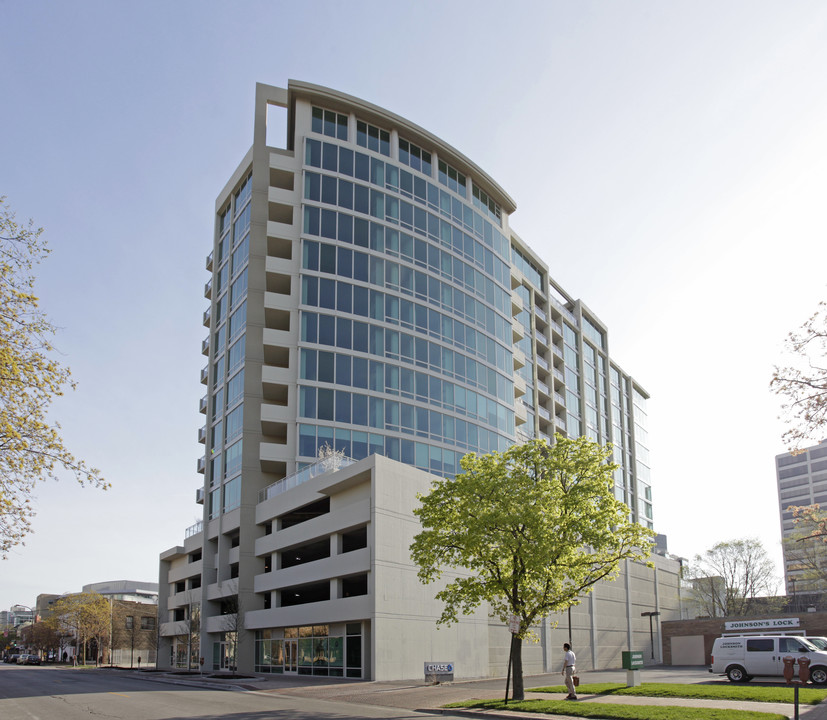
[511,634,524,701]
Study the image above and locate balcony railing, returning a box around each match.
[206,251,214,271]
[258,455,356,503]
[535,355,549,371]
[549,296,577,325]
[185,520,203,539]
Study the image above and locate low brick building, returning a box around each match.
[662,612,827,666]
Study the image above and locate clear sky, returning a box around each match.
[1,0,826,612]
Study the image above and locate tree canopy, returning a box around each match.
[0,197,107,555]
[45,592,110,664]
[410,435,653,700]
[685,538,778,617]
[772,301,827,451]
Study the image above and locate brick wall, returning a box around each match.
[661,612,827,665]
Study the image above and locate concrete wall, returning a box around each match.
[371,456,490,681]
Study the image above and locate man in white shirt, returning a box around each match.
[561,643,577,700]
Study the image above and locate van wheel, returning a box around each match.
[726,665,749,682]
[810,666,827,685]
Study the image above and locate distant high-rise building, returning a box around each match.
[159,81,672,679]
[777,439,827,594]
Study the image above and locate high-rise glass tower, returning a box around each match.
[160,81,655,676]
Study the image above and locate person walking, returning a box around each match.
[561,643,577,700]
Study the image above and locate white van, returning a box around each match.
[710,635,827,684]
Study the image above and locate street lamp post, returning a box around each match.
[641,611,661,661]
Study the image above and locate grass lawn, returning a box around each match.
[529,681,827,705]
[446,698,787,720]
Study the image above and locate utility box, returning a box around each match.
[622,651,644,670]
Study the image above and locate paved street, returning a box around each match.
[4,662,827,720]
[0,664,442,720]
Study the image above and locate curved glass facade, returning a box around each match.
[296,131,516,476]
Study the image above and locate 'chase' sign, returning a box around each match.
[724,618,800,631]
[425,661,454,681]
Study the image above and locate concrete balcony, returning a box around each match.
[205,251,213,272]
[197,456,206,474]
[255,547,370,595]
[200,366,208,385]
[199,395,208,414]
[198,425,206,444]
[204,279,212,299]
[245,595,372,632]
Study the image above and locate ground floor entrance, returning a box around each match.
[254,622,364,677]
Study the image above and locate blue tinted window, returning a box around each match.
[300,386,316,418]
[318,351,334,383]
[336,283,352,314]
[338,212,353,242]
[355,153,369,182]
[303,240,319,270]
[353,321,369,353]
[369,397,383,429]
[322,143,337,172]
[319,278,335,310]
[301,276,318,306]
[321,174,337,205]
[337,317,352,349]
[339,147,353,176]
[305,138,321,167]
[300,349,317,380]
[336,354,351,386]
[318,389,334,420]
[352,357,368,388]
[319,314,335,346]
[304,206,319,236]
[305,172,320,201]
[301,312,317,343]
[352,395,367,426]
[299,424,316,457]
[335,391,351,423]
[321,209,336,239]
[335,428,350,456]
[337,247,353,278]
[352,429,368,458]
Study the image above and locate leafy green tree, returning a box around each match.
[410,436,653,701]
[45,592,109,665]
[0,198,108,555]
[772,301,827,451]
[685,538,778,617]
